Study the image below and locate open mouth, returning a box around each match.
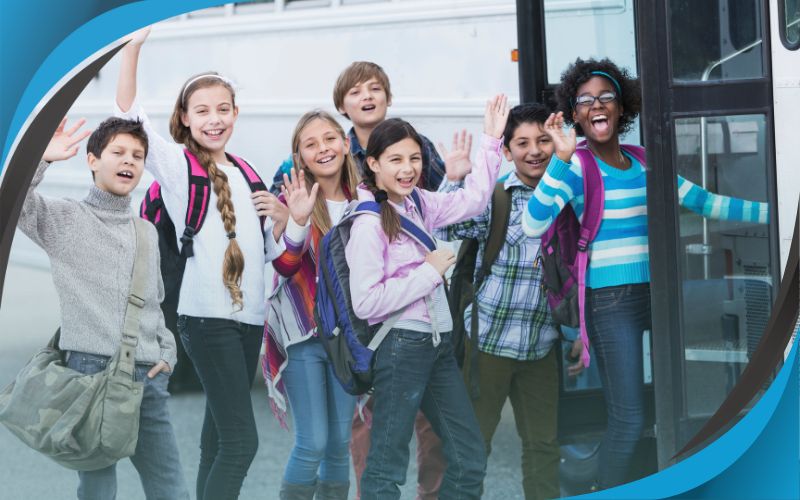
[361,104,376,112]
[590,115,610,134]
[117,170,134,180]
[203,129,224,139]
[525,158,547,168]
[396,176,415,189]
[316,154,336,165]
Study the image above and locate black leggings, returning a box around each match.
[178,316,262,500]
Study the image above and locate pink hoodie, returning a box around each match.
[345,133,503,326]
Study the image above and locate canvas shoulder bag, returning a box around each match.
[0,217,151,471]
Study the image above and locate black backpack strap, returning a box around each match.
[466,183,512,398]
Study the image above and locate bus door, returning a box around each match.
[636,0,780,468]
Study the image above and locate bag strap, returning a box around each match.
[351,201,437,252]
[467,183,511,398]
[573,147,606,368]
[117,218,151,375]
[179,149,268,258]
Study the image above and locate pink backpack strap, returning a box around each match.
[573,147,606,368]
[180,149,211,257]
[621,144,646,166]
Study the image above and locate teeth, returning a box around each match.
[118,171,133,178]
[591,116,608,123]
[318,156,335,164]
[205,129,223,136]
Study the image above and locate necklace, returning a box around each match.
[588,144,628,170]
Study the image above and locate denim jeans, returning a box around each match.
[177,315,262,500]
[586,283,651,489]
[66,351,189,500]
[361,329,486,500]
[281,336,356,485]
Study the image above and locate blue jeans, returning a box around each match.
[177,316,262,500]
[282,336,356,485]
[586,283,651,489]
[66,351,189,500]
[361,329,486,500]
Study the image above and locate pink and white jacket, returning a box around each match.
[345,134,503,327]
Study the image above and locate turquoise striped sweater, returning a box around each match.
[522,151,770,289]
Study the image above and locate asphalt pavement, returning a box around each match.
[0,263,526,499]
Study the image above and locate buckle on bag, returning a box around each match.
[128,294,145,308]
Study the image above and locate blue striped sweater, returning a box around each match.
[522,151,770,289]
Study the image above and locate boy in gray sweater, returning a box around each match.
[19,116,189,499]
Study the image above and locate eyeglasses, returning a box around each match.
[574,91,617,108]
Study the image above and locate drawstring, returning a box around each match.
[424,296,441,347]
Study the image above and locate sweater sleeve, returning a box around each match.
[151,235,178,368]
[523,155,584,236]
[272,216,312,277]
[17,161,78,253]
[677,175,769,224]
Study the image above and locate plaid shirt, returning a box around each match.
[436,171,558,360]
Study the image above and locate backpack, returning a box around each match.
[315,190,438,395]
[448,183,511,398]
[539,144,646,367]
[139,149,267,389]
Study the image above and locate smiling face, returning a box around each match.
[367,137,422,204]
[296,118,349,182]
[88,133,146,196]
[572,76,623,144]
[339,77,390,129]
[504,121,554,187]
[180,84,238,156]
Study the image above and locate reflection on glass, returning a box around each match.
[670,0,764,82]
[786,0,800,45]
[674,114,773,426]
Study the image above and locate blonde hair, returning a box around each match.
[290,110,360,234]
[169,72,244,310]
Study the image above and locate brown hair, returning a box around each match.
[362,118,423,241]
[332,61,392,119]
[168,72,244,310]
[290,110,360,235]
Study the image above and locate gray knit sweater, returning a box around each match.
[18,161,177,368]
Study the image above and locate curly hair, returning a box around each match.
[555,58,641,137]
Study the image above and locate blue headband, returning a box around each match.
[590,71,622,96]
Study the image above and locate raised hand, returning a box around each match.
[125,26,151,47]
[440,130,473,182]
[281,168,319,227]
[483,94,511,139]
[251,190,289,241]
[543,112,577,163]
[42,117,92,163]
[425,248,457,277]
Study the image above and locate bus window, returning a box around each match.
[673,113,773,424]
[780,0,800,49]
[670,0,764,82]
[543,0,636,86]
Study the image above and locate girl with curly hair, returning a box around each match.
[522,57,769,490]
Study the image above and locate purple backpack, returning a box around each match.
[540,143,646,367]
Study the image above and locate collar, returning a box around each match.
[348,127,365,158]
[356,185,418,215]
[83,185,132,212]
[503,170,536,191]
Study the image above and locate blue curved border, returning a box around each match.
[569,336,799,499]
[0,0,228,174]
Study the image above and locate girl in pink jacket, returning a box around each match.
[345,95,510,499]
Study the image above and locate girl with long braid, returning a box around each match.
[115,28,312,500]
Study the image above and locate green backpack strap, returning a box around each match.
[466,183,512,399]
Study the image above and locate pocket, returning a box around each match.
[68,353,108,376]
[589,285,628,313]
[394,329,431,348]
